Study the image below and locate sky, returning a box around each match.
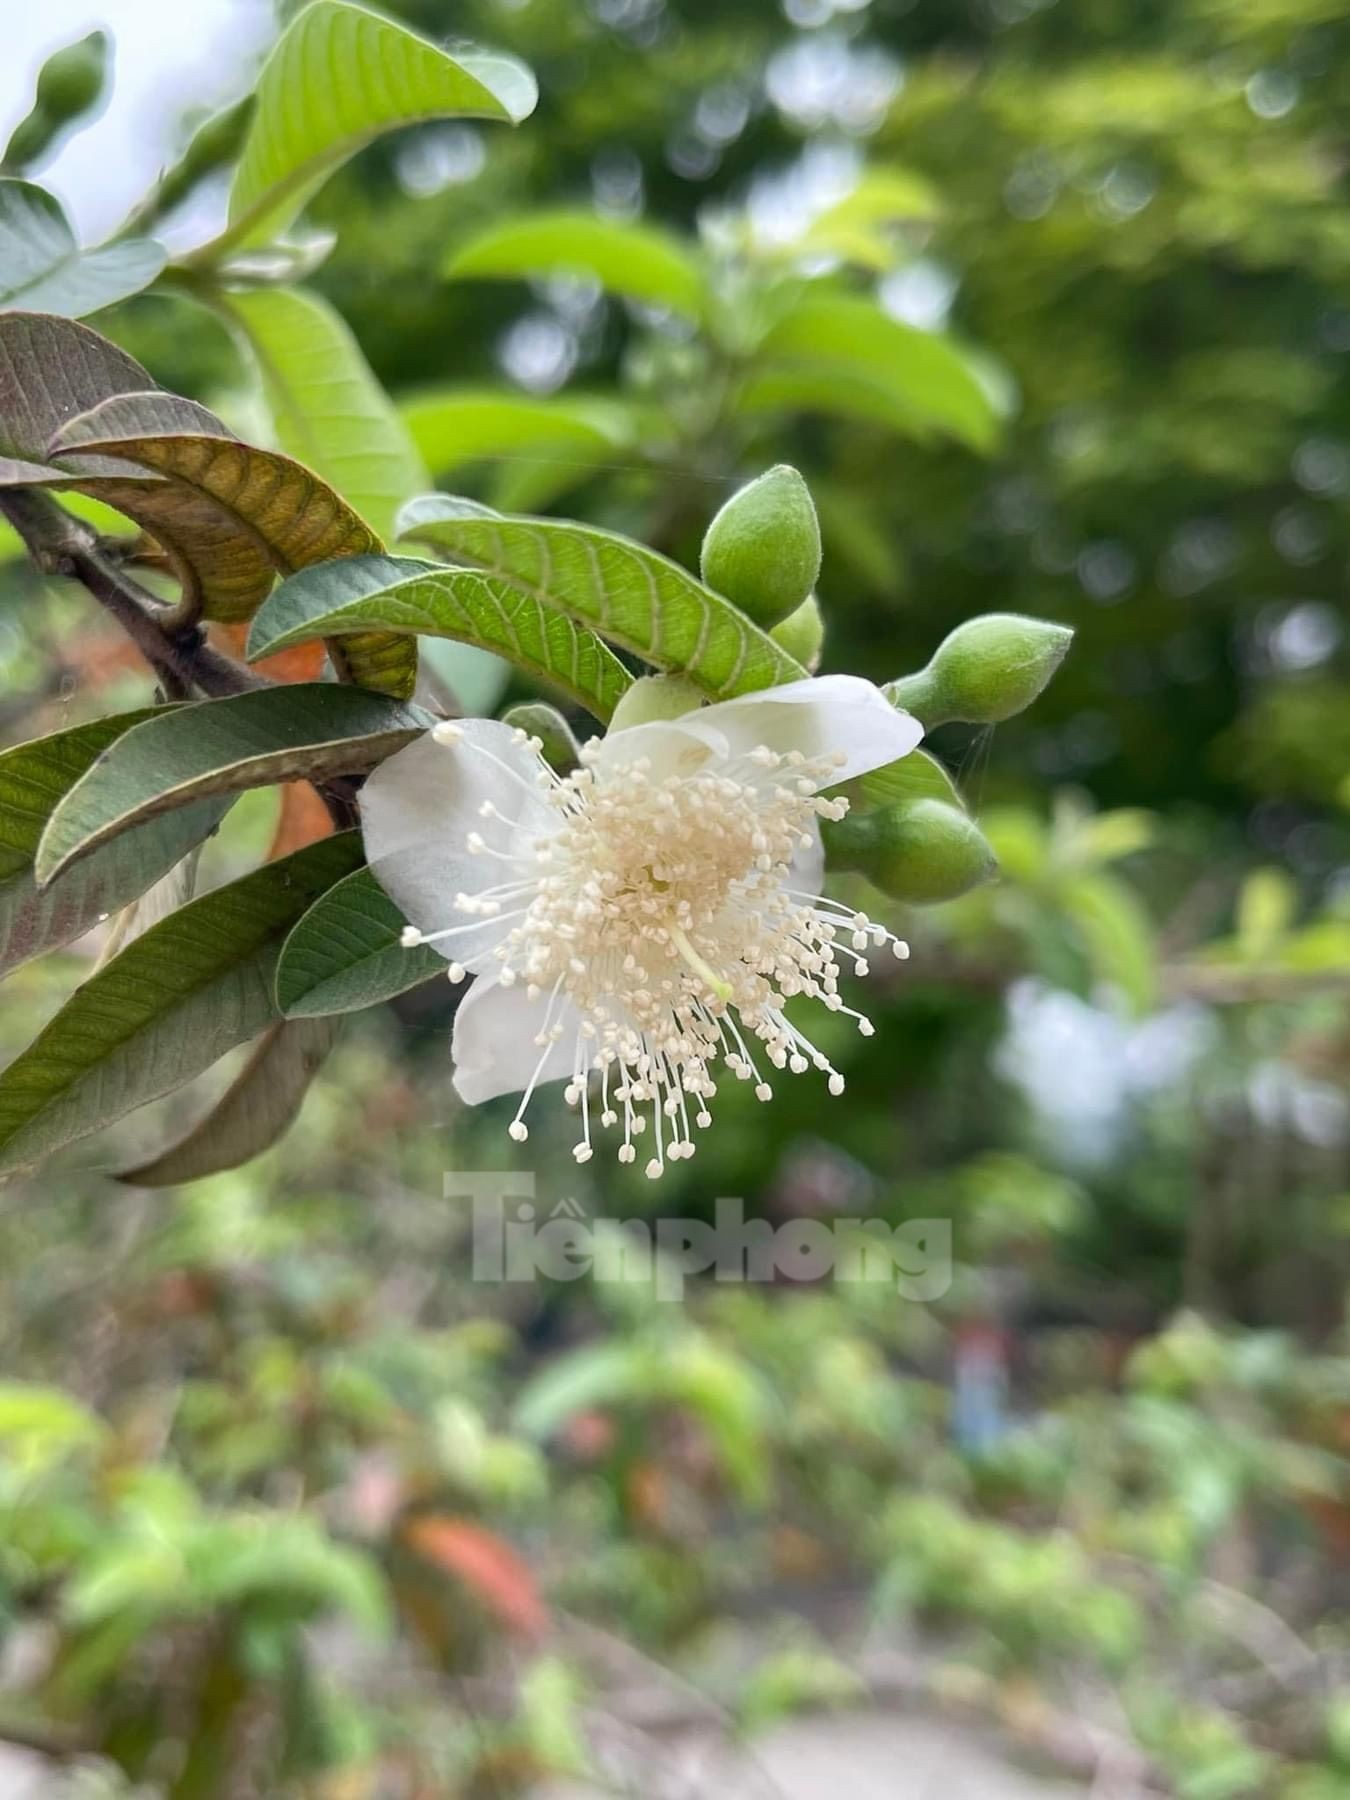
[1,0,274,243]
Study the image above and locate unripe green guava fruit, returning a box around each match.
[771,594,825,671]
[889,613,1073,728]
[700,465,822,628]
[608,673,706,732]
[3,33,108,171]
[501,701,580,772]
[824,798,996,904]
[150,95,256,219]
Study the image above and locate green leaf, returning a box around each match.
[219,285,428,546]
[1236,867,1297,957]
[402,388,632,480]
[0,180,163,318]
[36,686,430,885]
[499,701,580,774]
[737,363,938,439]
[804,167,940,241]
[276,866,444,1017]
[118,95,256,235]
[247,552,634,722]
[793,168,941,273]
[119,1016,342,1186]
[0,1382,105,1455]
[1076,809,1154,866]
[665,1338,768,1504]
[746,294,1001,450]
[213,285,517,708]
[0,833,363,1177]
[514,1343,646,1439]
[0,712,163,884]
[398,497,808,699]
[194,1516,391,1638]
[208,0,536,258]
[2,31,110,174]
[847,746,965,815]
[0,711,228,980]
[1062,870,1156,1016]
[444,209,707,318]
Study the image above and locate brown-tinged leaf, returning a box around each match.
[118,1015,342,1185]
[48,390,380,609]
[0,311,274,614]
[0,314,417,694]
[51,388,420,699]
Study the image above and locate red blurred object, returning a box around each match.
[403,1516,548,1639]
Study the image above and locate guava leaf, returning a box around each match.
[0,180,163,319]
[247,553,633,721]
[37,686,430,884]
[0,711,226,979]
[212,0,536,257]
[119,1016,343,1186]
[398,496,808,700]
[276,865,444,1017]
[445,210,706,318]
[0,834,363,1177]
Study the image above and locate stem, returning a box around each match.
[882,667,941,727]
[169,1632,249,1800]
[0,487,264,700]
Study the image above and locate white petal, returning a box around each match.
[591,716,729,780]
[692,675,922,783]
[451,975,582,1105]
[359,721,554,971]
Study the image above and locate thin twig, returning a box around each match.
[0,487,264,700]
[1162,965,1350,1004]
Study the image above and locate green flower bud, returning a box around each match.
[700,464,822,628]
[770,594,825,671]
[824,798,996,904]
[146,95,257,225]
[500,701,580,773]
[887,613,1073,728]
[3,33,108,172]
[607,673,706,733]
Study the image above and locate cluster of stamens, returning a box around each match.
[403,720,909,1178]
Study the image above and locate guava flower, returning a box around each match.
[360,677,922,1177]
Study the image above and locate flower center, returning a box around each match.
[412,723,909,1177]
